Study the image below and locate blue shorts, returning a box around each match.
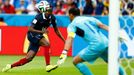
[27,32,44,52]
[78,46,108,63]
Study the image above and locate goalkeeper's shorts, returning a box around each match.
[78,46,108,64]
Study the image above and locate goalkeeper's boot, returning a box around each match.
[2,64,11,72]
[46,65,58,72]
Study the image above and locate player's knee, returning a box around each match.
[42,42,50,46]
[25,55,34,62]
[73,60,76,65]
[26,57,33,62]
[45,42,50,46]
[73,58,78,65]
[73,56,84,65]
[39,39,50,46]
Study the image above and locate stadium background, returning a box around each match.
[0,15,133,58]
[0,0,133,56]
[0,15,109,56]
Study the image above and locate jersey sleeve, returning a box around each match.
[67,23,76,38]
[31,14,40,27]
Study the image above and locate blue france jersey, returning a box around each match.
[67,16,108,50]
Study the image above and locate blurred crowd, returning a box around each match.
[0,0,133,16]
[120,0,134,15]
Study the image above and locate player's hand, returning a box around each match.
[57,54,67,65]
[119,29,130,42]
[57,50,68,65]
[41,29,48,34]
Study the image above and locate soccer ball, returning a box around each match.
[35,1,50,12]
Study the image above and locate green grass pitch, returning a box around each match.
[0,55,107,75]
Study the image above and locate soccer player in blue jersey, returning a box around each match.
[2,1,65,72]
[58,8,126,75]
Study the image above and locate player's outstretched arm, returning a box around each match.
[51,15,65,42]
[98,23,109,31]
[53,26,65,42]
[63,36,73,51]
[57,36,74,65]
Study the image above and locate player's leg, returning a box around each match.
[2,32,40,72]
[39,34,50,66]
[11,42,40,68]
[2,46,38,72]
[100,48,126,75]
[39,34,57,72]
[11,50,36,68]
[72,46,100,75]
[100,48,108,63]
[119,66,126,75]
[73,56,93,75]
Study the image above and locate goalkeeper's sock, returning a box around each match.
[119,66,126,75]
[11,58,30,68]
[43,46,50,65]
[75,63,92,75]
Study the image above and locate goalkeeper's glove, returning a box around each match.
[57,50,68,65]
[119,29,130,42]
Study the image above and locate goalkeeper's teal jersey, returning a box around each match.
[67,16,108,51]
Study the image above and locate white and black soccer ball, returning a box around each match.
[35,1,51,12]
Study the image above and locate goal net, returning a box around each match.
[109,0,134,75]
[119,16,134,75]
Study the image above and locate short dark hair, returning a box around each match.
[69,8,80,16]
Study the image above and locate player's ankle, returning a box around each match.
[11,65,13,68]
[46,64,50,66]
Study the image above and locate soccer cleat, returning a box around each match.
[46,65,58,72]
[2,64,11,72]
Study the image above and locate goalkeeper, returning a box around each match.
[58,8,126,75]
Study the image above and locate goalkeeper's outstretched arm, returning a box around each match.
[57,34,74,65]
[98,23,109,31]
[64,36,74,51]
[63,31,76,51]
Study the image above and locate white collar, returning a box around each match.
[42,13,51,20]
[42,13,46,19]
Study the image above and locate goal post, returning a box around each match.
[0,29,1,52]
[108,0,120,75]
